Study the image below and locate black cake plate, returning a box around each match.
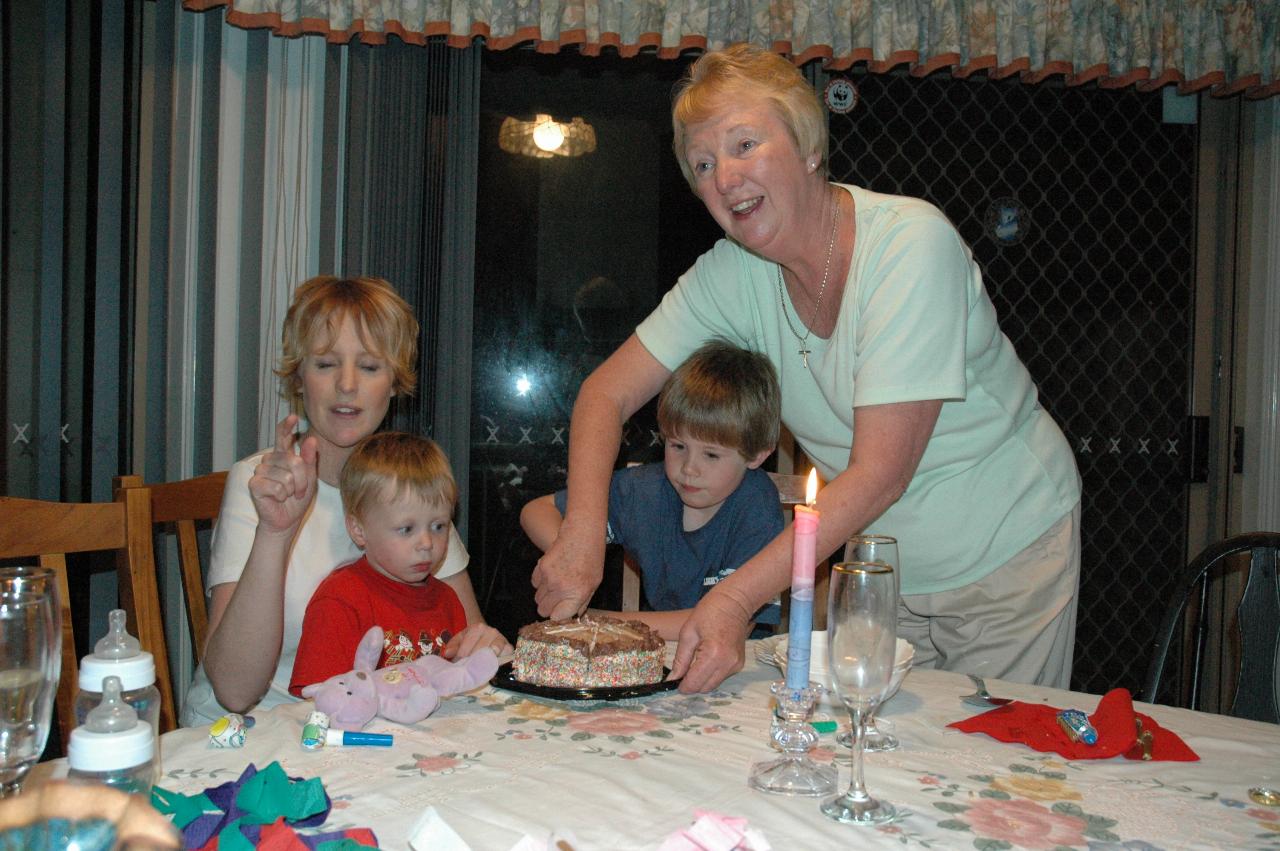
[490,662,681,701]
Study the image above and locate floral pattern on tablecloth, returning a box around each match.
[480,688,748,756]
[141,653,1280,849]
[395,750,483,777]
[161,766,241,783]
[858,751,1280,851]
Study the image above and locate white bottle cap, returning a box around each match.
[67,724,155,771]
[68,675,154,771]
[79,653,156,692]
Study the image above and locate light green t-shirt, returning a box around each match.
[636,184,1080,595]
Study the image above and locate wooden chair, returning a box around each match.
[0,490,176,740]
[115,471,227,667]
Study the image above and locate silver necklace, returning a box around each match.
[777,194,841,369]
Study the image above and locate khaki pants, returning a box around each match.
[898,503,1081,690]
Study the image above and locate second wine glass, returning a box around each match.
[822,560,898,825]
[837,535,900,752]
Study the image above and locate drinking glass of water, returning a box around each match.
[0,566,61,797]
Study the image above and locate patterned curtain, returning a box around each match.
[183,0,1279,99]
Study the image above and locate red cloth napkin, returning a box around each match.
[948,687,1199,761]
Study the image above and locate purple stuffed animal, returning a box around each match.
[300,626,500,730]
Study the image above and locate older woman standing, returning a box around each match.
[533,44,1081,693]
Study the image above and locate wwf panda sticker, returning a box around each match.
[824,78,858,114]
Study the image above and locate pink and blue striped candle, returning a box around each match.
[785,502,819,691]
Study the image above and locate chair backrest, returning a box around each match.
[1141,531,1280,723]
[116,471,227,667]
[0,491,177,740]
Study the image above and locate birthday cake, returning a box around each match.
[513,615,665,688]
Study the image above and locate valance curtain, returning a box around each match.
[184,0,1279,99]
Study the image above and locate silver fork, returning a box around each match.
[961,674,1013,708]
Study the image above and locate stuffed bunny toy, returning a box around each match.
[300,626,500,730]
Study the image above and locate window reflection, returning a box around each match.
[470,50,721,638]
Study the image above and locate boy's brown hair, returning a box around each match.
[277,275,419,408]
[657,339,780,460]
[340,432,456,520]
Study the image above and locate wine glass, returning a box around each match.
[836,535,900,752]
[822,560,898,825]
[0,566,62,798]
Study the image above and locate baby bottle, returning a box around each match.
[67,675,157,796]
[74,609,162,745]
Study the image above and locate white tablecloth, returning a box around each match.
[136,642,1280,850]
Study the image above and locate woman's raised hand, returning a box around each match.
[248,414,320,535]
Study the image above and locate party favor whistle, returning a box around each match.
[209,712,253,748]
[1056,709,1097,745]
[301,710,330,750]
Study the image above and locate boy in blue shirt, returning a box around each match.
[521,339,784,639]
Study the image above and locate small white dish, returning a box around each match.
[770,631,914,708]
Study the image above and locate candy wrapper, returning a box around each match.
[658,811,771,851]
[208,713,254,748]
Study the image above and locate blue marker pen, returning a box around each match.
[324,729,394,747]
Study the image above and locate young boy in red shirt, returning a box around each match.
[289,432,507,694]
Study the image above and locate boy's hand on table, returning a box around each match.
[531,525,605,620]
[670,592,753,693]
[248,414,319,534]
[444,623,512,661]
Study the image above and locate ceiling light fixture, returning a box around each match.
[499,114,597,159]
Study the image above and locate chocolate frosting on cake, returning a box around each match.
[517,614,664,656]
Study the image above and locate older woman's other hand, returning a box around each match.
[248,414,319,535]
[443,623,512,661]
[531,523,606,620]
[670,591,753,693]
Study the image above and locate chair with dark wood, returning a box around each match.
[1141,532,1280,723]
[0,490,175,739]
[115,471,227,666]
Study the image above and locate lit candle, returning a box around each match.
[785,469,820,691]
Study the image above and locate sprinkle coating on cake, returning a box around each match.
[513,615,665,688]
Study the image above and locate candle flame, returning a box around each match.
[805,468,819,505]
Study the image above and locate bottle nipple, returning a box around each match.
[94,609,140,660]
[85,675,138,733]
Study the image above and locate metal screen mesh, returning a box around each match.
[827,71,1197,694]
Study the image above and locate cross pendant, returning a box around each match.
[799,346,811,369]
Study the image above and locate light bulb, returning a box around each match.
[532,120,565,152]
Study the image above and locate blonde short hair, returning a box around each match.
[276,276,419,408]
[340,431,457,520]
[672,43,827,189]
[657,339,781,460]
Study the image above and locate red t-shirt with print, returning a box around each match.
[289,556,466,695]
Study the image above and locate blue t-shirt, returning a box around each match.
[555,463,784,625]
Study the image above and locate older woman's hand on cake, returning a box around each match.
[531,518,606,620]
[670,590,754,693]
[444,623,512,661]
